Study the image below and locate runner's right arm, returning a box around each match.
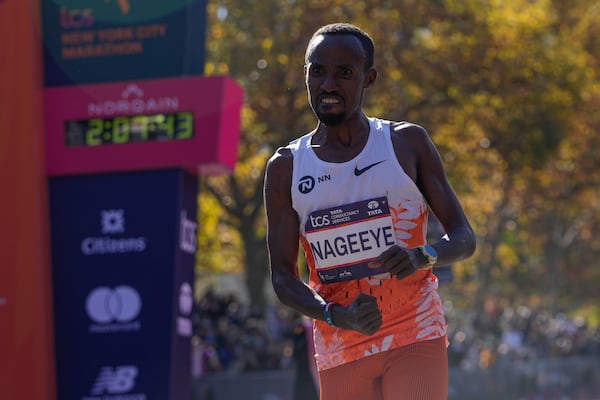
[264,148,382,335]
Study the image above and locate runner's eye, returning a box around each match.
[309,65,323,76]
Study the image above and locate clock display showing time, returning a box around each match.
[65,112,194,147]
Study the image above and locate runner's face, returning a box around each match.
[305,34,373,126]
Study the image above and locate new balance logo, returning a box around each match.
[91,365,138,395]
[354,160,386,176]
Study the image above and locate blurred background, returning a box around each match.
[192,0,600,399]
[2,0,599,399]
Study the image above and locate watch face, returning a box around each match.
[423,244,438,258]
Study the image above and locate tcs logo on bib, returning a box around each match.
[309,214,330,228]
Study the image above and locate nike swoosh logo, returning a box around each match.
[354,160,386,176]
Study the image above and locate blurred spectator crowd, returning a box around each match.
[192,288,600,377]
[445,298,600,370]
[192,288,306,378]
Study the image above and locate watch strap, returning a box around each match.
[418,245,437,267]
[323,302,336,326]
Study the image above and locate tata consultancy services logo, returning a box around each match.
[86,286,142,333]
[81,209,147,255]
[179,210,197,255]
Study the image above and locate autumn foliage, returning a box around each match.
[198,0,600,322]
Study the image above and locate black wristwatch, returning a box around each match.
[417,244,438,268]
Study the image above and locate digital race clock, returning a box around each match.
[44,76,244,176]
[65,112,194,147]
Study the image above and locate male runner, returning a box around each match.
[264,23,476,400]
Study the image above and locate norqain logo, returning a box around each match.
[81,209,147,255]
[88,82,179,117]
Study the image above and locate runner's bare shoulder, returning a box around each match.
[265,145,294,191]
[390,121,430,141]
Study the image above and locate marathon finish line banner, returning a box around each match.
[41,0,207,86]
[49,169,197,400]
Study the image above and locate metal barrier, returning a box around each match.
[194,369,296,400]
[449,356,600,399]
[194,356,600,400]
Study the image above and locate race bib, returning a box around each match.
[305,197,395,283]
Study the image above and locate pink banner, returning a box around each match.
[45,75,243,176]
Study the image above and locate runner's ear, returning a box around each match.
[364,68,377,88]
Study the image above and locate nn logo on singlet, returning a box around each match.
[298,174,331,194]
[298,176,315,194]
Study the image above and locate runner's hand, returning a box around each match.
[369,245,419,280]
[334,293,382,335]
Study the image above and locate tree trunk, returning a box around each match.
[241,226,268,310]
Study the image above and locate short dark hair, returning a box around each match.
[307,23,375,71]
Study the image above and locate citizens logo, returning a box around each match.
[87,365,147,400]
[86,286,142,333]
[102,209,125,234]
[176,282,193,337]
[81,209,147,255]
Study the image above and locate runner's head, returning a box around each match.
[304,23,377,126]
